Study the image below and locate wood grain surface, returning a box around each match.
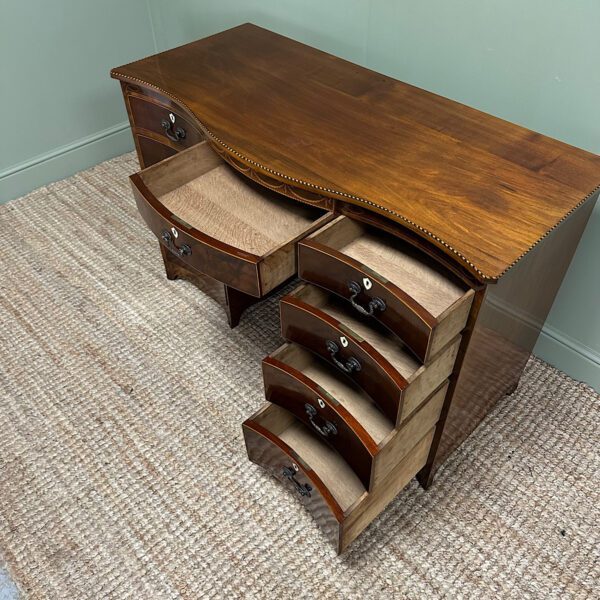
[298,215,474,362]
[243,417,343,549]
[161,164,318,254]
[112,23,600,282]
[267,343,391,442]
[262,345,381,490]
[280,284,460,426]
[131,142,332,297]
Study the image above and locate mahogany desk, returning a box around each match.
[111,24,600,553]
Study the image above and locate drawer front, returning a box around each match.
[298,240,433,361]
[137,135,178,168]
[280,296,404,423]
[130,171,263,296]
[131,142,333,298]
[243,419,342,549]
[243,401,440,553]
[298,216,475,363]
[129,95,203,150]
[262,356,377,490]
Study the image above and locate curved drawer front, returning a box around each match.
[262,343,450,491]
[262,353,379,490]
[243,403,367,553]
[128,94,204,150]
[131,172,263,295]
[298,240,433,361]
[280,294,405,424]
[243,420,343,549]
[280,285,461,426]
[136,135,178,167]
[298,216,474,363]
[243,402,437,553]
[130,142,333,297]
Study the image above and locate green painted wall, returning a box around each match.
[0,0,157,201]
[1,0,598,389]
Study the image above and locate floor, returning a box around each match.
[1,154,598,599]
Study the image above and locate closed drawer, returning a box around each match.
[298,216,474,363]
[137,135,178,167]
[130,142,333,297]
[128,94,203,150]
[263,343,448,490]
[243,402,435,553]
[280,284,460,425]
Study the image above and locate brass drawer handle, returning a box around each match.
[326,340,362,374]
[305,403,337,437]
[348,281,386,317]
[282,465,312,497]
[161,230,191,257]
[161,116,186,142]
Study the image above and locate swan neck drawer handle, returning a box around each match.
[305,403,337,437]
[161,117,186,142]
[348,280,386,317]
[161,230,191,257]
[282,466,312,497]
[326,340,362,374]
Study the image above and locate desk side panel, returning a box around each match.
[419,191,598,484]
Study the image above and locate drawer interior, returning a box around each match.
[270,343,393,443]
[253,403,366,512]
[308,216,470,316]
[289,284,422,381]
[138,142,328,256]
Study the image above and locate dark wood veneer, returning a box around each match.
[297,217,474,363]
[243,404,437,554]
[262,354,378,490]
[418,190,600,485]
[279,286,460,427]
[131,171,265,295]
[243,419,344,547]
[136,135,177,168]
[112,25,600,553]
[130,141,333,300]
[112,23,600,282]
[158,244,261,328]
[128,94,204,150]
[299,239,435,361]
[280,293,407,424]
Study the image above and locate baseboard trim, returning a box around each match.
[538,323,600,366]
[0,121,130,179]
[0,121,134,203]
[487,296,599,390]
[534,323,600,391]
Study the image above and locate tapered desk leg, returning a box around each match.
[160,243,179,281]
[223,285,260,328]
[159,242,258,328]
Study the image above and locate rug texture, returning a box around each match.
[0,154,599,599]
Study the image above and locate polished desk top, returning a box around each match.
[112,23,600,283]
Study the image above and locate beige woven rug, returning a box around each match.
[0,154,599,599]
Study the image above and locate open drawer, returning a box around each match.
[243,402,366,552]
[298,216,474,362]
[263,343,448,491]
[243,402,435,554]
[280,284,461,426]
[130,141,333,297]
